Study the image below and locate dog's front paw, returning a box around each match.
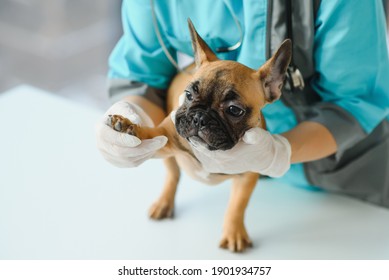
[149,198,174,220]
[106,114,139,136]
[219,222,253,253]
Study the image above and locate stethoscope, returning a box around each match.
[150,0,305,91]
[150,0,242,74]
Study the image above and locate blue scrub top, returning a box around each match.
[108,0,389,187]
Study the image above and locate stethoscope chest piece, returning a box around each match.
[286,66,305,91]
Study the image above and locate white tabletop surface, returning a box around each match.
[1,85,389,260]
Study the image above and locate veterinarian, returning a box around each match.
[96,0,389,207]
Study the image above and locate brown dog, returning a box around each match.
[107,20,292,252]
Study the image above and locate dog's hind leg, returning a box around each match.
[149,156,180,219]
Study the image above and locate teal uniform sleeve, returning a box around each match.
[108,0,177,90]
[309,0,389,155]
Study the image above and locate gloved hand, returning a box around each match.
[95,101,167,168]
[188,127,291,178]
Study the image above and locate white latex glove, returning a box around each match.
[95,101,167,168]
[189,128,291,177]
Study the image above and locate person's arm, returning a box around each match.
[108,0,177,119]
[282,121,337,164]
[96,0,177,168]
[285,0,389,164]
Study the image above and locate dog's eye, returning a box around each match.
[185,91,193,101]
[192,84,199,93]
[227,105,245,117]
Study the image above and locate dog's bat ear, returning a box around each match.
[258,39,292,103]
[187,18,218,67]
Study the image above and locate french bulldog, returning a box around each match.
[107,19,292,252]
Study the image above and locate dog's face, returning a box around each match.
[175,19,292,151]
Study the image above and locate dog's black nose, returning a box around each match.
[193,111,210,128]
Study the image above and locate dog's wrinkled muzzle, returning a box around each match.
[175,108,236,151]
